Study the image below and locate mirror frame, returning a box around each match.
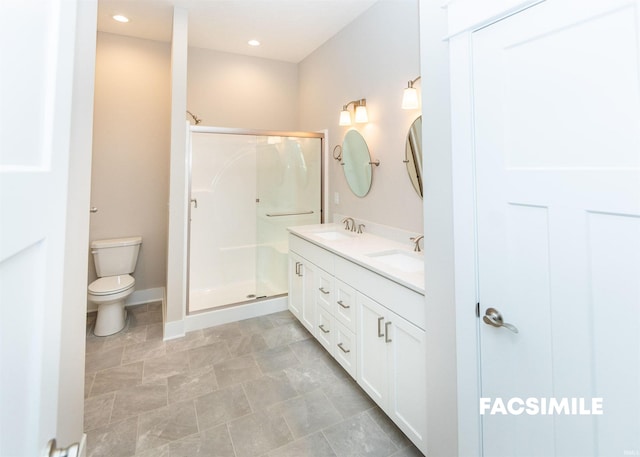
[404,116,423,198]
[341,129,373,198]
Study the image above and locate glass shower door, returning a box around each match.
[255,136,322,299]
[188,130,322,314]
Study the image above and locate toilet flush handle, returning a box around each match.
[90,207,98,213]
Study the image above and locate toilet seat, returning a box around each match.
[88,274,135,296]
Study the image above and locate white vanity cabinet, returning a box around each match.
[358,293,426,449]
[288,229,427,453]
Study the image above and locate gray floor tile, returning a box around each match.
[86,416,138,457]
[146,323,164,341]
[169,423,235,457]
[136,444,170,457]
[254,345,301,373]
[84,392,115,432]
[213,354,262,388]
[227,410,294,457]
[323,411,398,457]
[236,315,275,334]
[266,432,337,457]
[243,370,298,411]
[262,321,311,348]
[122,339,166,365]
[85,346,124,374]
[226,333,268,357]
[268,310,297,327]
[390,445,425,457]
[136,400,199,454]
[322,377,375,418]
[110,381,168,422]
[194,384,252,430]
[187,342,231,370]
[202,321,245,341]
[367,407,413,450]
[143,351,191,382]
[90,362,143,396]
[269,389,342,439]
[85,335,105,354]
[85,372,95,399]
[102,324,148,351]
[289,337,327,362]
[284,359,340,394]
[165,330,204,353]
[167,367,217,404]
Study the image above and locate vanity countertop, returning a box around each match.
[288,223,425,295]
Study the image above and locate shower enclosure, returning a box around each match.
[188,127,323,313]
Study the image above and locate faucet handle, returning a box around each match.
[410,235,424,252]
[357,224,365,234]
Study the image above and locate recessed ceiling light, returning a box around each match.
[248,40,260,47]
[112,14,130,23]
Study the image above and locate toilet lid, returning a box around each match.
[89,275,135,295]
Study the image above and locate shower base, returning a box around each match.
[189,279,284,313]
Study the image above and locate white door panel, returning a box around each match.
[0,0,78,454]
[473,1,640,455]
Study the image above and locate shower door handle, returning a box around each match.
[190,198,198,208]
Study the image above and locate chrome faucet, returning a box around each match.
[342,217,355,232]
[410,235,424,252]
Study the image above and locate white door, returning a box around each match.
[473,1,640,455]
[357,293,388,407]
[0,0,79,455]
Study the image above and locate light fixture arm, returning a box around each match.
[342,98,366,111]
[407,76,421,89]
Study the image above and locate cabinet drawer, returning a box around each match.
[289,234,334,273]
[334,320,357,379]
[316,268,333,311]
[315,305,334,354]
[334,279,356,333]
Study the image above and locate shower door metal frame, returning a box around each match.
[186,125,325,315]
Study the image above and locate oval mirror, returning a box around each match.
[405,116,423,198]
[342,130,373,197]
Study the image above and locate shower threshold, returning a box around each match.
[189,280,284,313]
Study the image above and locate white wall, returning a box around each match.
[90,32,171,299]
[298,0,422,232]
[188,47,298,131]
[59,0,97,448]
[420,1,458,455]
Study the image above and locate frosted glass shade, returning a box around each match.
[354,105,368,123]
[339,110,352,126]
[402,87,419,109]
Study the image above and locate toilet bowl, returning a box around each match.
[88,274,136,336]
[88,236,142,336]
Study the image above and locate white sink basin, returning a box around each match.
[366,249,423,273]
[313,230,355,241]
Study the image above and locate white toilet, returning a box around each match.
[88,236,142,336]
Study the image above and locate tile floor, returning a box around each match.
[84,302,424,457]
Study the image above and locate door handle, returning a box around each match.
[483,307,519,334]
[377,317,384,338]
[385,321,392,343]
[190,198,198,208]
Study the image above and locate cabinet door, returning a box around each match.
[334,280,356,333]
[288,253,304,319]
[387,312,426,449]
[357,293,388,408]
[300,261,316,333]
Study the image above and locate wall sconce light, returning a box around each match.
[339,98,368,126]
[402,76,421,110]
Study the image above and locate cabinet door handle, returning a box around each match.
[294,262,300,276]
[318,324,330,334]
[337,342,350,353]
[377,317,384,338]
[319,287,330,295]
[385,321,392,343]
[337,300,350,309]
[298,263,303,277]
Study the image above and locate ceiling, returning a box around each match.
[97,0,378,63]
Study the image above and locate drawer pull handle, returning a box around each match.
[337,300,350,309]
[385,321,392,343]
[319,287,330,295]
[337,342,351,354]
[377,317,384,338]
[318,324,330,334]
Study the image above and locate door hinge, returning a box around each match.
[476,302,480,317]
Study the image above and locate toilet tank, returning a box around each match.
[91,236,142,277]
